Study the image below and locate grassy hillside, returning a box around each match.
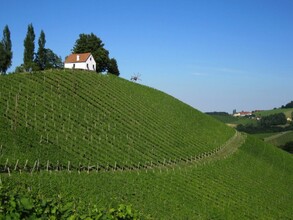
[257,131,293,153]
[210,114,256,125]
[0,70,233,169]
[254,108,293,118]
[1,70,293,219]
[210,108,293,126]
[2,135,293,219]
[264,131,293,144]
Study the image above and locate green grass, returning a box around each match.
[251,132,275,140]
[266,131,293,146]
[252,131,293,147]
[1,70,293,219]
[233,117,257,125]
[209,114,257,125]
[207,114,237,123]
[254,108,293,118]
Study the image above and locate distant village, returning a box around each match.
[232,109,292,122]
[232,110,261,120]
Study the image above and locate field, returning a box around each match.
[208,114,256,126]
[261,131,293,147]
[254,108,293,118]
[252,131,293,152]
[2,135,293,219]
[210,107,293,127]
[0,70,233,170]
[1,70,293,219]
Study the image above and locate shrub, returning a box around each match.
[0,184,140,219]
[260,113,287,127]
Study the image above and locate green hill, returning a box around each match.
[1,70,293,219]
[255,108,293,118]
[0,70,233,169]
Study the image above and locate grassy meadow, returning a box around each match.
[254,108,293,118]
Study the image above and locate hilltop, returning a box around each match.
[1,70,293,219]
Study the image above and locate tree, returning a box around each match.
[43,48,63,69]
[107,58,120,76]
[283,101,293,109]
[23,23,37,71]
[0,25,12,74]
[14,64,25,73]
[281,141,293,153]
[260,113,287,127]
[72,33,110,73]
[0,43,5,73]
[36,30,46,70]
[35,30,62,70]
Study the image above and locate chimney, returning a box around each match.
[77,55,80,61]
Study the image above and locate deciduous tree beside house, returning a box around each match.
[107,58,120,76]
[72,33,109,73]
[72,33,120,75]
[35,30,63,70]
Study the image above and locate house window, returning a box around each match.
[93,65,95,70]
[73,64,75,69]
[87,64,89,69]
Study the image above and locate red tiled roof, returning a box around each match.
[240,111,251,115]
[64,52,91,63]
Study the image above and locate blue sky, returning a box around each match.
[1,0,292,113]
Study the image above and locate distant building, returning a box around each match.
[64,53,96,71]
[233,111,252,117]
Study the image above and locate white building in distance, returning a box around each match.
[64,52,96,71]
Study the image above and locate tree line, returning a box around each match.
[281,101,293,109]
[0,24,120,76]
[18,24,63,72]
[237,112,292,134]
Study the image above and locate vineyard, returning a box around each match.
[1,70,293,219]
[0,70,233,171]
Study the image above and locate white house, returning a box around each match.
[64,52,96,71]
[233,111,252,117]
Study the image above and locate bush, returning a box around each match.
[0,184,140,219]
[281,141,293,154]
[260,113,287,127]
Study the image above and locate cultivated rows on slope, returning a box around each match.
[3,136,293,219]
[0,70,234,170]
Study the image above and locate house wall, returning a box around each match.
[64,55,96,71]
[85,55,96,71]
